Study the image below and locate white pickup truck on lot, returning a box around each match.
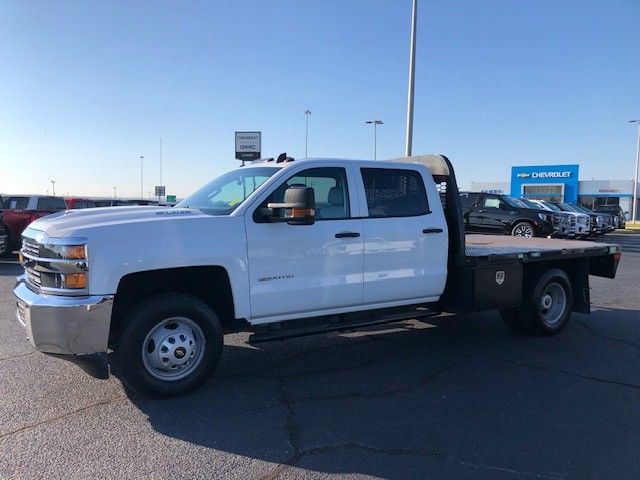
[14,155,620,397]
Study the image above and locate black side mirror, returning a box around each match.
[266,186,315,225]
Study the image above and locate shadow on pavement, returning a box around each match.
[116,307,640,478]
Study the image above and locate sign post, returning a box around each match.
[235,131,261,165]
[166,195,176,203]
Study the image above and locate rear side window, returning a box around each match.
[460,193,478,209]
[360,168,429,218]
[37,197,67,210]
[8,197,29,209]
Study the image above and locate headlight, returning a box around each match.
[43,244,87,260]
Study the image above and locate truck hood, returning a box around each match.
[28,206,207,238]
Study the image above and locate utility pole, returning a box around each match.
[304,109,312,158]
[139,155,144,199]
[51,180,56,195]
[630,119,640,223]
[404,0,417,157]
[365,120,384,160]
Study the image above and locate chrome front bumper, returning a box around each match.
[14,275,114,355]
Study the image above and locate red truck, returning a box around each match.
[64,197,98,209]
[0,195,67,255]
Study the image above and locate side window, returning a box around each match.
[361,168,429,218]
[460,193,478,209]
[8,197,29,209]
[264,167,350,220]
[483,196,502,209]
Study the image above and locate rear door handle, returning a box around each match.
[422,228,443,234]
[335,232,361,238]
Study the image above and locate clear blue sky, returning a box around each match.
[1,0,638,198]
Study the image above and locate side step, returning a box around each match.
[248,306,440,344]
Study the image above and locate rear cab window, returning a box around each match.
[37,197,67,210]
[360,168,430,218]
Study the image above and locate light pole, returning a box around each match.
[113,186,117,199]
[51,180,56,195]
[365,120,384,160]
[304,109,312,158]
[404,0,417,157]
[139,155,144,199]
[630,119,640,223]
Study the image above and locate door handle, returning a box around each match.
[422,228,444,234]
[335,232,361,238]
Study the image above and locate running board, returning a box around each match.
[248,307,440,344]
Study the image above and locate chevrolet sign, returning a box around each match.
[531,171,572,178]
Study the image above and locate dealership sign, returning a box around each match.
[235,131,261,161]
[517,171,572,179]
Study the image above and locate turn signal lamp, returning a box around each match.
[62,273,87,289]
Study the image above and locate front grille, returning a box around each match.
[22,239,39,257]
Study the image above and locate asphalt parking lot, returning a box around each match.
[1,233,639,479]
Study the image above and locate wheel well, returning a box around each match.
[109,266,240,345]
[522,258,590,314]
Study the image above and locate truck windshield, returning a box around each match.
[540,201,561,212]
[176,167,279,215]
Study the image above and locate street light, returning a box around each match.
[630,119,640,223]
[304,109,312,158]
[405,0,418,157]
[51,180,56,196]
[365,120,384,160]
[113,186,117,199]
[139,155,144,199]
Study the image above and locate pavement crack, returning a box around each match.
[442,348,640,391]
[575,318,640,352]
[258,443,565,480]
[279,378,300,457]
[0,351,35,362]
[290,360,460,403]
[0,396,126,440]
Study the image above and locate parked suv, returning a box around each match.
[527,199,590,238]
[593,205,626,229]
[460,192,554,237]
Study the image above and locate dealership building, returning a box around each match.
[470,164,639,216]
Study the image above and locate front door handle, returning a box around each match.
[335,232,361,238]
[422,228,444,234]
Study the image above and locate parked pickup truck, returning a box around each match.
[14,155,620,398]
[0,196,7,256]
[2,195,67,255]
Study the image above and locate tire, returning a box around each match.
[511,222,534,237]
[517,269,573,336]
[113,293,224,398]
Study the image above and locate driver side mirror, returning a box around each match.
[265,186,315,225]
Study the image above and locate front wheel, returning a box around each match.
[511,222,534,237]
[114,293,223,398]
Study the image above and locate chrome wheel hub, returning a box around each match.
[539,282,567,326]
[142,317,206,381]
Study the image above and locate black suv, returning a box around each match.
[460,192,554,237]
[593,205,626,229]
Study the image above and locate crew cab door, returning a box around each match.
[245,165,364,322]
[355,166,448,305]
